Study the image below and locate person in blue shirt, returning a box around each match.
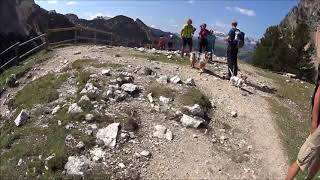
[226,21,239,79]
[207,30,216,61]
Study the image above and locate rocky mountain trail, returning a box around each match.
[0,45,288,179]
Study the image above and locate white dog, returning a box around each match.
[229,69,247,87]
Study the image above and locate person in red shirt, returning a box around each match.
[198,23,210,53]
[158,35,166,50]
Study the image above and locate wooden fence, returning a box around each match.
[0,25,113,71]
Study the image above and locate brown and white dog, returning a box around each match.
[198,52,211,73]
[190,52,211,73]
[190,52,197,68]
[229,70,248,88]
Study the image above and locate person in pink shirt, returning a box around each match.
[198,23,210,53]
[158,35,166,50]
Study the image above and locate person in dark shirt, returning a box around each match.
[226,21,239,79]
[168,34,175,51]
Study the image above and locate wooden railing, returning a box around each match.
[0,25,113,71]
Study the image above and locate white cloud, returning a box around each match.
[188,0,195,4]
[47,0,58,4]
[85,12,114,20]
[234,6,256,17]
[150,25,156,28]
[215,21,227,29]
[170,24,178,28]
[225,6,256,17]
[66,1,77,5]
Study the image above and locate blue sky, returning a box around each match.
[35,0,299,39]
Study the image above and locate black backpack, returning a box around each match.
[235,29,245,48]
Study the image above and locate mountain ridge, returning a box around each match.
[0,0,255,65]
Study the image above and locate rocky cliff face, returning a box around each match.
[252,0,319,81]
[0,0,178,56]
[0,0,37,52]
[0,0,36,36]
[0,0,74,53]
[280,0,320,32]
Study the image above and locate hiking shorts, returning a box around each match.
[182,38,192,48]
[296,126,320,173]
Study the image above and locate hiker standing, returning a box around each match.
[226,21,240,79]
[285,27,320,180]
[158,35,166,50]
[198,23,210,53]
[180,19,196,57]
[207,30,216,60]
[168,34,175,51]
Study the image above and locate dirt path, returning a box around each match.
[137,57,288,179]
[0,45,288,179]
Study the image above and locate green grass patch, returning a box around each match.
[0,108,85,179]
[8,73,69,110]
[0,50,54,90]
[267,98,319,179]
[255,68,319,179]
[146,83,176,99]
[0,119,67,179]
[76,70,90,92]
[178,87,212,111]
[70,58,122,71]
[132,51,189,65]
[256,69,314,111]
[266,98,309,163]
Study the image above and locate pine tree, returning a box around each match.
[252,23,315,81]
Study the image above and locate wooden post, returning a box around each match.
[110,33,112,45]
[14,43,19,64]
[74,28,78,44]
[44,33,49,49]
[94,31,97,44]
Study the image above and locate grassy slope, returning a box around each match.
[0,50,126,179]
[255,68,319,179]
[1,46,318,178]
[0,50,54,90]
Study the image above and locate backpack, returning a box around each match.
[235,29,245,48]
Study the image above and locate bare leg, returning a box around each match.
[285,162,300,180]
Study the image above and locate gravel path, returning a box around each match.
[0,45,288,179]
